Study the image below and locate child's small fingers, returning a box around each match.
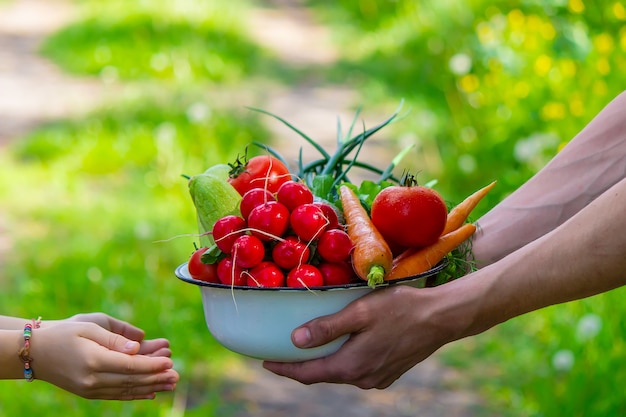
[138,338,171,356]
[143,347,172,358]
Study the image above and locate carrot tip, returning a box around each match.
[367,265,386,288]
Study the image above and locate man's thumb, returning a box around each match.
[292,314,353,349]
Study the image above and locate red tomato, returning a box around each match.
[371,185,448,248]
[188,247,220,283]
[228,155,291,196]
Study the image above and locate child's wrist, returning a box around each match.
[17,317,42,382]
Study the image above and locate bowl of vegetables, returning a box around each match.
[175,260,446,362]
[176,105,493,362]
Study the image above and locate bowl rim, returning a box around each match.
[175,259,448,292]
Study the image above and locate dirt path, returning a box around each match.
[221,353,487,417]
[0,0,114,146]
[0,1,489,415]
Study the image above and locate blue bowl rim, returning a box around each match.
[175,259,448,292]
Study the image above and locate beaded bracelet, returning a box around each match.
[17,317,42,382]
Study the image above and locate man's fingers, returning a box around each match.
[291,296,371,348]
[263,355,346,385]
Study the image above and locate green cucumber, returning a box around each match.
[188,164,242,247]
[203,163,231,178]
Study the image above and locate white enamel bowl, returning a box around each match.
[175,261,446,362]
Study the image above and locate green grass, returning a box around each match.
[0,93,271,416]
[39,0,299,85]
[441,289,626,416]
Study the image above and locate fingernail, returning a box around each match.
[292,327,311,347]
[125,341,139,350]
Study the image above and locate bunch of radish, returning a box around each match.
[191,177,360,288]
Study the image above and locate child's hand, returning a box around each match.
[31,320,178,400]
[65,312,172,357]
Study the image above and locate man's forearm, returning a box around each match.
[446,177,626,340]
[473,91,626,266]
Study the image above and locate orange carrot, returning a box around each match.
[339,185,393,288]
[442,181,496,235]
[387,223,477,280]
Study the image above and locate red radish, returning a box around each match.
[188,247,220,283]
[271,235,310,270]
[318,262,357,286]
[212,215,247,254]
[248,201,290,241]
[231,235,265,269]
[313,201,341,230]
[290,203,328,241]
[276,180,314,211]
[240,188,275,220]
[316,229,354,263]
[217,256,246,286]
[286,264,324,288]
[247,261,285,287]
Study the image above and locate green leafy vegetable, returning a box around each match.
[248,101,410,201]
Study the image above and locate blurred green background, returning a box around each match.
[1,0,625,415]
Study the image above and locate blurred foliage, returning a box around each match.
[443,288,626,416]
[13,91,265,177]
[40,0,300,85]
[2,0,626,415]
[303,0,626,212]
